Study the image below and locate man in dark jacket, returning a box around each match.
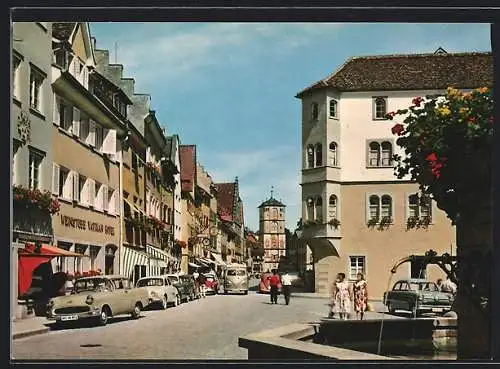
[269,269,281,304]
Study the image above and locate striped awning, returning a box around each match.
[123,246,150,279]
[145,245,170,262]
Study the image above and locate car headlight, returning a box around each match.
[47,299,55,309]
[85,295,94,305]
[150,291,157,297]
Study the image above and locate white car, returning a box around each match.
[136,276,181,309]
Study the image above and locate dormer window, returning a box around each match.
[311,102,319,120]
[373,96,388,120]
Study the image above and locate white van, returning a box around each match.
[223,264,248,295]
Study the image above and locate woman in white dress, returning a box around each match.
[332,273,352,320]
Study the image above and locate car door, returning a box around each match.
[386,282,401,307]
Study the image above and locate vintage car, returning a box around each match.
[136,276,180,309]
[179,275,197,301]
[46,275,149,326]
[224,264,248,295]
[202,272,219,295]
[164,274,193,302]
[383,278,454,316]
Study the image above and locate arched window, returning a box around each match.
[408,194,419,218]
[381,142,393,166]
[265,239,270,247]
[315,143,323,166]
[315,197,323,222]
[329,142,338,166]
[307,144,315,168]
[369,195,380,221]
[381,195,393,220]
[306,198,314,221]
[368,142,380,166]
[311,102,319,120]
[271,221,278,233]
[374,97,387,119]
[329,99,338,118]
[420,195,432,219]
[329,195,338,219]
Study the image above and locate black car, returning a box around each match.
[179,275,197,301]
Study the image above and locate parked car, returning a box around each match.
[280,271,305,288]
[179,275,197,301]
[46,275,149,326]
[136,276,180,309]
[164,274,192,302]
[202,272,219,295]
[259,272,281,294]
[383,278,454,316]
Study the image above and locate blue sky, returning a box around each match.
[89,22,491,231]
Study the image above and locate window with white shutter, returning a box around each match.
[72,171,79,202]
[108,188,115,214]
[53,94,60,125]
[95,126,104,152]
[95,182,103,210]
[79,175,87,205]
[87,120,96,147]
[88,179,95,207]
[79,116,89,142]
[72,108,80,137]
[102,129,117,156]
[52,163,60,195]
[60,167,72,199]
[102,185,108,212]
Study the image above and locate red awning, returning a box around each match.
[18,254,53,296]
[21,243,87,257]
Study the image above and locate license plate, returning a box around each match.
[61,315,78,321]
[432,308,443,313]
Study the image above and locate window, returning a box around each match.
[381,195,393,220]
[132,153,138,172]
[58,166,72,199]
[369,195,380,221]
[368,142,380,166]
[315,143,323,166]
[29,65,45,111]
[12,140,20,185]
[28,149,44,190]
[329,99,338,118]
[12,53,21,98]
[311,102,319,120]
[329,195,338,219]
[349,256,365,280]
[408,194,432,221]
[95,125,104,151]
[95,182,103,210]
[89,246,100,271]
[57,98,73,131]
[78,175,87,204]
[306,198,314,221]
[373,97,387,119]
[54,48,69,70]
[329,142,338,166]
[315,197,323,222]
[367,140,393,167]
[79,116,90,142]
[271,221,278,233]
[306,145,314,168]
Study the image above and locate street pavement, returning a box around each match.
[11,278,402,360]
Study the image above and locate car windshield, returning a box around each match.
[74,278,109,293]
[137,278,164,287]
[408,282,437,291]
[227,270,246,276]
[167,276,178,283]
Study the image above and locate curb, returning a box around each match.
[13,327,50,340]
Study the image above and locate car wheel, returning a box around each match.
[99,307,110,326]
[387,303,395,314]
[243,291,248,295]
[131,303,141,319]
[174,295,180,307]
[161,295,168,310]
[189,291,195,301]
[224,290,228,295]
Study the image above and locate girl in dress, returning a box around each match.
[353,272,368,320]
[332,273,352,320]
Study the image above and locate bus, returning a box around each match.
[223,263,248,295]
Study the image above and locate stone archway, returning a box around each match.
[104,244,117,275]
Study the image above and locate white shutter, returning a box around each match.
[81,179,89,206]
[108,189,115,214]
[88,120,96,147]
[102,128,110,154]
[102,185,108,211]
[78,63,84,84]
[88,179,95,207]
[115,190,120,216]
[69,56,76,77]
[365,193,371,224]
[64,170,73,200]
[83,67,89,89]
[72,172,79,202]
[72,108,80,137]
[53,94,60,126]
[95,184,102,211]
[52,163,60,195]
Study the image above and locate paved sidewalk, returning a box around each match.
[12,316,51,340]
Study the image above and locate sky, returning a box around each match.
[89,22,491,232]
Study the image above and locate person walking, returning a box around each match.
[269,269,281,304]
[332,273,352,320]
[353,273,368,320]
[198,273,207,298]
[281,272,292,305]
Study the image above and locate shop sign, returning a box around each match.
[60,214,115,236]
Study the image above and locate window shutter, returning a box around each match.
[405,192,410,221]
[108,189,115,214]
[72,172,79,202]
[72,108,80,137]
[115,190,120,216]
[102,129,116,155]
[102,185,108,211]
[88,179,95,207]
[88,120,96,147]
[83,67,89,89]
[64,170,73,199]
[69,56,76,77]
[95,184,102,210]
[81,179,88,205]
[52,164,60,195]
[53,94,60,126]
[365,193,371,224]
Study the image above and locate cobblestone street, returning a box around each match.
[13,283,340,360]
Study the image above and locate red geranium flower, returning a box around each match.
[412,97,423,107]
[425,153,438,162]
[391,123,404,136]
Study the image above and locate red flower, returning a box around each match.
[468,117,476,125]
[386,112,396,120]
[425,153,438,162]
[412,97,423,107]
[488,116,494,124]
[391,123,404,136]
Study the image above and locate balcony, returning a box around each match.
[300,220,342,240]
[301,165,341,184]
[12,205,53,238]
